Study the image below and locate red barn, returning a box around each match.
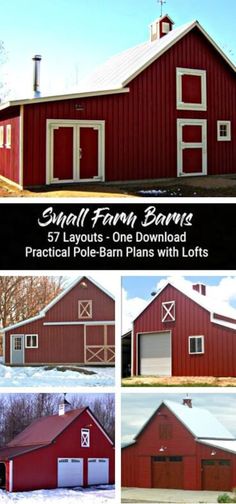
[0,15,235,187]
[3,276,115,366]
[122,398,236,491]
[0,401,115,492]
[129,281,236,377]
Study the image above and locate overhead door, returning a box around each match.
[88,458,109,485]
[202,459,231,491]
[152,456,183,489]
[139,332,171,376]
[58,458,83,487]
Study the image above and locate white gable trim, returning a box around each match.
[87,409,114,446]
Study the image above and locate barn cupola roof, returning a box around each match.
[150,14,174,42]
[58,393,71,416]
[182,395,192,408]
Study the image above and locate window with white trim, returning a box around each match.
[0,126,4,148]
[217,121,231,141]
[189,335,204,354]
[6,124,11,148]
[162,22,170,33]
[161,301,175,322]
[176,68,207,111]
[25,334,38,348]
[78,300,92,319]
[81,428,90,447]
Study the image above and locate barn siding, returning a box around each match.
[11,409,114,492]
[46,278,114,322]
[122,404,198,489]
[133,284,236,377]
[0,107,20,184]
[21,27,236,186]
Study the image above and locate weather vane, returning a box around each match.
[158,0,166,17]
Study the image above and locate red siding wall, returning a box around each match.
[4,278,115,365]
[0,107,20,184]
[133,284,236,377]
[122,404,236,491]
[46,278,114,322]
[21,27,236,185]
[10,409,114,492]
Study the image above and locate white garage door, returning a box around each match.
[139,332,171,376]
[58,458,83,487]
[88,458,109,485]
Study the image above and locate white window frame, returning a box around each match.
[81,428,90,447]
[5,124,11,148]
[176,68,207,111]
[217,121,231,141]
[189,335,204,355]
[161,301,175,322]
[0,126,4,148]
[78,300,92,319]
[25,334,38,348]
[162,22,170,33]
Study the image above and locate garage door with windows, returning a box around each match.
[152,456,183,489]
[202,459,231,491]
[88,458,109,485]
[139,332,171,376]
[57,458,83,487]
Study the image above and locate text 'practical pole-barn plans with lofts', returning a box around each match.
[2,276,115,366]
[122,398,236,491]
[0,400,115,492]
[123,281,236,378]
[0,14,235,187]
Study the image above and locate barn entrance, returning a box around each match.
[201,459,231,491]
[10,334,24,364]
[57,458,83,487]
[152,456,183,489]
[0,463,6,488]
[85,325,115,365]
[88,458,109,485]
[177,119,207,176]
[46,120,105,184]
[139,331,171,376]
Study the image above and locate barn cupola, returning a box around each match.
[59,394,71,416]
[150,14,174,42]
[192,283,206,296]
[182,395,192,408]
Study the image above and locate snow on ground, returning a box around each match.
[0,365,115,388]
[0,485,115,503]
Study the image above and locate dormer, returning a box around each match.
[150,14,174,42]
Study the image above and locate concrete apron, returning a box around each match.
[121,487,233,503]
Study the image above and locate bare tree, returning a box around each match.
[0,276,65,328]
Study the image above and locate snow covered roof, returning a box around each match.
[133,400,235,443]
[3,275,114,332]
[133,280,236,331]
[164,400,234,440]
[198,439,236,454]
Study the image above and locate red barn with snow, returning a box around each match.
[122,399,236,491]
[0,15,235,187]
[0,401,115,492]
[129,281,236,377]
[3,276,115,366]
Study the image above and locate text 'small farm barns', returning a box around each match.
[123,281,236,378]
[0,15,235,187]
[0,401,115,492]
[3,276,115,366]
[122,398,236,491]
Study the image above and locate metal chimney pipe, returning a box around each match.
[32,55,42,98]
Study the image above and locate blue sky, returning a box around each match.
[122,276,236,332]
[0,0,236,99]
[121,393,236,443]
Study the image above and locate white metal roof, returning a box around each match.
[3,276,114,332]
[198,439,236,454]
[133,279,236,331]
[78,19,235,92]
[164,400,235,440]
